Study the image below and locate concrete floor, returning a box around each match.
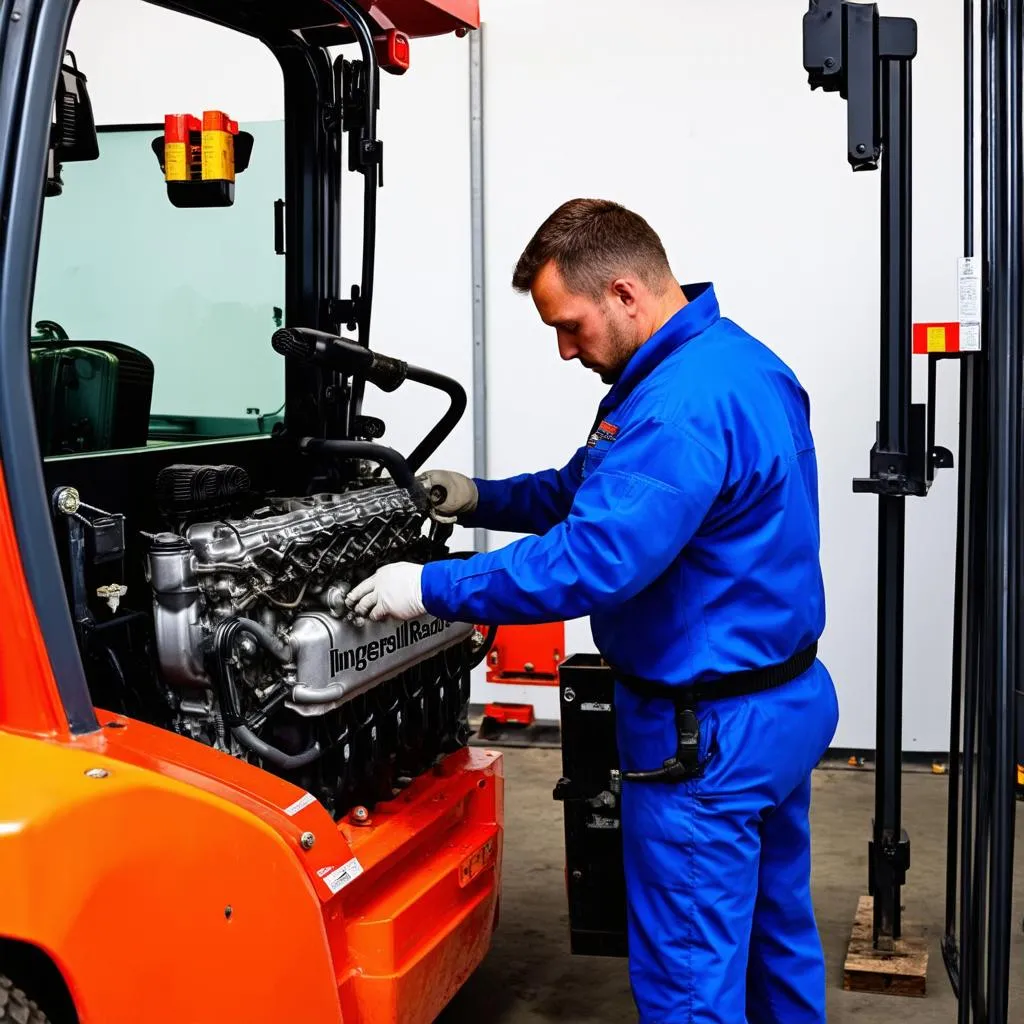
[439,748,1024,1023]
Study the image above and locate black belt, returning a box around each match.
[613,642,818,784]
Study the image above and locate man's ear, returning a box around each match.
[610,277,641,315]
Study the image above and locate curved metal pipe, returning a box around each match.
[298,437,430,510]
[403,364,469,472]
[291,683,350,704]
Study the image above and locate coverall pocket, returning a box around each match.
[582,440,612,479]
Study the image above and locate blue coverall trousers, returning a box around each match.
[620,661,840,1023]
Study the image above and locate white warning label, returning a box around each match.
[284,792,317,817]
[323,857,364,894]
[958,256,981,321]
[959,256,982,351]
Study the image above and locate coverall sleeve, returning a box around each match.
[460,448,586,535]
[420,417,726,624]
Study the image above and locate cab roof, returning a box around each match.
[149,0,479,42]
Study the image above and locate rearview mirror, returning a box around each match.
[46,50,99,197]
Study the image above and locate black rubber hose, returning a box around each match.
[231,725,321,771]
[212,618,321,770]
[403,364,469,473]
[212,619,246,728]
[298,437,429,510]
[235,617,293,663]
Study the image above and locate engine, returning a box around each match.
[137,467,480,816]
[49,459,485,820]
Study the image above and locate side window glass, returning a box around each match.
[30,23,285,457]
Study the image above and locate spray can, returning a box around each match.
[163,113,201,182]
[201,110,239,184]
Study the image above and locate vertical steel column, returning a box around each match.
[945,0,975,1003]
[872,49,913,946]
[966,5,999,1014]
[1015,0,1024,830]
[985,0,1019,1014]
[469,24,488,553]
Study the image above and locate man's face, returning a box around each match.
[531,261,643,384]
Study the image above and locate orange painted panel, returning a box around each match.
[0,461,68,738]
[0,731,342,1023]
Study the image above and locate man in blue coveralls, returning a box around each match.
[346,198,840,1023]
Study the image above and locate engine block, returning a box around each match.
[144,475,478,817]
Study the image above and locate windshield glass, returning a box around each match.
[30,12,285,456]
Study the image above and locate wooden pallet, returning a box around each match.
[842,895,929,997]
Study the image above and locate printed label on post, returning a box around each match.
[960,323,981,352]
[580,702,612,712]
[322,857,364,894]
[958,256,980,320]
[959,256,982,351]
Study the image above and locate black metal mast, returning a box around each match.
[938,0,1020,1018]
[943,0,979,1004]
[803,0,951,950]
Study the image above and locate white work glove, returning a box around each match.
[418,469,478,523]
[345,562,426,624]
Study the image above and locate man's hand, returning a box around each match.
[418,469,478,523]
[345,562,426,624]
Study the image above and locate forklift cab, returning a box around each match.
[0,3,508,1022]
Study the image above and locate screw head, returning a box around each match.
[224,905,233,920]
[563,687,576,704]
[571,870,582,881]
[85,768,109,779]
[351,805,370,824]
[300,831,316,850]
[824,56,835,69]
[55,487,80,516]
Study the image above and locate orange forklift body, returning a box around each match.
[0,446,503,1024]
[0,1,505,1021]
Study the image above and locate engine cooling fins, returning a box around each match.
[155,463,253,522]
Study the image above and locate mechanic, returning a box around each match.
[346,198,840,1024]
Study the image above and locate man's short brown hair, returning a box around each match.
[512,198,673,299]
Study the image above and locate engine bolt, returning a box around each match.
[55,487,80,516]
[351,806,370,825]
[84,768,109,779]
[300,831,316,850]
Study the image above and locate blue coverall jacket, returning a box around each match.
[421,282,839,1023]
